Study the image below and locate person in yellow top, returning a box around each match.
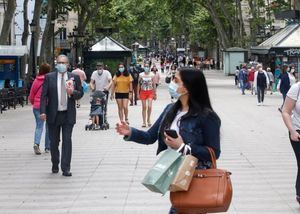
[111,63,133,124]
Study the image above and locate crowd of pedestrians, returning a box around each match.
[234,63,297,108]
[18,49,300,212]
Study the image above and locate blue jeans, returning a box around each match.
[239,80,246,94]
[33,108,50,149]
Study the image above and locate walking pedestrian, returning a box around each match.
[40,55,83,176]
[29,63,51,155]
[151,65,160,88]
[266,67,275,95]
[90,62,112,105]
[288,66,297,86]
[234,66,239,87]
[138,63,156,127]
[111,63,133,124]
[281,82,300,205]
[253,64,269,106]
[248,66,255,95]
[167,64,177,101]
[116,67,221,214]
[238,64,248,95]
[278,65,291,112]
[129,63,140,106]
[72,64,87,108]
[274,65,281,90]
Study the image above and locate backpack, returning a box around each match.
[257,72,267,88]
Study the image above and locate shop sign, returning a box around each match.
[283,48,300,56]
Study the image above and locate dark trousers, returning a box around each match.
[130,83,138,105]
[257,86,265,103]
[290,130,300,196]
[48,111,74,172]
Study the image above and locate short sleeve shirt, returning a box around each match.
[287,82,300,130]
[139,72,155,91]
[113,75,133,93]
[91,70,112,91]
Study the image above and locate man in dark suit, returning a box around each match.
[40,55,83,177]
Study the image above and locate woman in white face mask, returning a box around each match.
[111,63,133,124]
[137,63,156,127]
[116,67,221,213]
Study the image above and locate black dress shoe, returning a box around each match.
[52,166,59,173]
[62,171,72,177]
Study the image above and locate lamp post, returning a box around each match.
[30,23,37,75]
[68,26,86,66]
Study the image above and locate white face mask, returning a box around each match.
[168,81,181,99]
[56,64,67,73]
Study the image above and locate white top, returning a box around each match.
[288,72,296,86]
[57,72,68,111]
[170,111,188,135]
[287,82,300,130]
[90,70,112,91]
[139,72,155,91]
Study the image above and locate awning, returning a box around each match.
[91,36,131,52]
[0,46,28,56]
[251,23,300,54]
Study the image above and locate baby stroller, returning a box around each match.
[85,90,109,130]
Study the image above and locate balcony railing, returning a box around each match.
[55,39,69,49]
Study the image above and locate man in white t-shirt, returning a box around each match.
[90,62,112,92]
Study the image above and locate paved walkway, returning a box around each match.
[0,68,299,214]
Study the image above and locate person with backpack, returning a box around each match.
[238,64,248,95]
[253,64,269,106]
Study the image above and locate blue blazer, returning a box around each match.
[125,104,221,165]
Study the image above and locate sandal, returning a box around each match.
[148,123,152,127]
[142,123,146,128]
[125,119,129,125]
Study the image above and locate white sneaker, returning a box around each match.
[257,102,261,106]
[261,102,264,106]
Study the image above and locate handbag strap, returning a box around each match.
[206,147,217,169]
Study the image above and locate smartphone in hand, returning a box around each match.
[165,129,178,138]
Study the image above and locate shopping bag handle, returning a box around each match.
[183,144,192,155]
[206,147,217,169]
[176,143,185,153]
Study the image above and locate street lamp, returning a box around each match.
[30,23,37,75]
[68,26,85,66]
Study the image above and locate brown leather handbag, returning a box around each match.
[170,147,232,213]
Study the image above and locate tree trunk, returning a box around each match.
[237,0,246,47]
[27,0,42,82]
[40,0,54,66]
[203,2,231,49]
[248,0,258,45]
[21,0,29,80]
[218,1,239,43]
[0,0,16,45]
[21,0,29,46]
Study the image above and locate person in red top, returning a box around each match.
[29,63,51,155]
[248,66,255,95]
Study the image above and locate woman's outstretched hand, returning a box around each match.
[116,121,131,136]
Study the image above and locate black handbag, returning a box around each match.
[165,76,171,84]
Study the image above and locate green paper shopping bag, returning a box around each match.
[142,146,184,194]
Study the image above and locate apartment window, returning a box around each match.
[60,28,67,40]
